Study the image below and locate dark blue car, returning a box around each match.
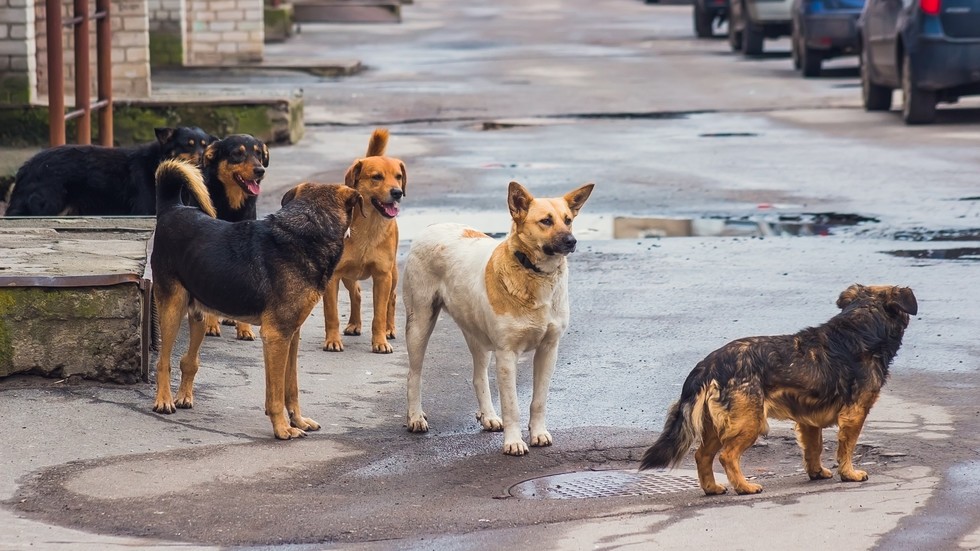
[791,0,866,77]
[860,0,980,124]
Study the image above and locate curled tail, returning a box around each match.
[366,128,389,157]
[639,378,714,471]
[155,159,216,218]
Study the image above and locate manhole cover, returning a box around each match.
[509,469,702,499]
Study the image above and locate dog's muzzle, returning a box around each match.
[544,233,577,256]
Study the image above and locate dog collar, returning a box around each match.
[514,250,544,274]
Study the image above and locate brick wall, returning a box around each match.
[148,0,184,66]
[33,0,150,101]
[0,0,37,103]
[185,0,263,65]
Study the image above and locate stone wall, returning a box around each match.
[148,0,184,66]
[0,0,37,103]
[185,0,263,65]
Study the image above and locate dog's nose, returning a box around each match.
[253,166,265,178]
[390,187,403,201]
[561,233,577,252]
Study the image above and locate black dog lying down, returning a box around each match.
[640,284,917,496]
[4,126,214,216]
[151,159,362,439]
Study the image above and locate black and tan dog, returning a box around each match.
[151,159,360,439]
[187,134,270,341]
[5,126,215,217]
[322,128,405,354]
[640,284,917,495]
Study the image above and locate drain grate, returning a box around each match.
[509,469,702,499]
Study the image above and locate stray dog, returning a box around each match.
[639,284,917,495]
[151,159,360,439]
[5,127,214,216]
[403,181,594,455]
[322,128,405,354]
[188,134,270,341]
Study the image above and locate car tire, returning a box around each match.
[728,9,743,51]
[694,5,714,38]
[861,47,892,111]
[791,24,802,69]
[742,20,764,56]
[901,53,936,124]
[801,45,821,77]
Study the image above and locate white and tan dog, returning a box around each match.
[403,181,594,455]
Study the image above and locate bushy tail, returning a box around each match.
[366,128,389,157]
[639,379,713,471]
[155,159,215,218]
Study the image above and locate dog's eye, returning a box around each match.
[540,218,553,227]
[564,217,571,225]
[372,174,384,181]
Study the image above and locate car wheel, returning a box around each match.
[861,47,892,111]
[901,53,936,124]
[742,20,764,56]
[694,5,714,38]
[801,44,821,77]
[728,8,743,51]
[791,24,802,70]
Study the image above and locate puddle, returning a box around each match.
[699,132,759,138]
[893,228,980,241]
[396,211,876,241]
[884,248,980,261]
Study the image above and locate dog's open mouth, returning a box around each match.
[372,198,400,218]
[234,174,262,196]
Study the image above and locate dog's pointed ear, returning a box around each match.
[345,160,363,189]
[508,181,533,223]
[203,142,218,166]
[261,143,270,168]
[564,183,594,217]
[155,127,176,144]
[336,184,365,218]
[836,284,865,310]
[890,287,918,316]
[399,161,407,196]
[281,183,303,207]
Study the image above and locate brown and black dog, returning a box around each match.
[186,134,270,341]
[322,128,406,354]
[640,284,917,495]
[151,159,360,439]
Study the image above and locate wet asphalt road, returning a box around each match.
[2,0,980,549]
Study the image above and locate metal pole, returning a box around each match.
[96,0,112,146]
[74,0,91,145]
[45,0,65,146]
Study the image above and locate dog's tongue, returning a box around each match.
[245,180,261,196]
[383,203,399,217]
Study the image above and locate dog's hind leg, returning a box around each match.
[370,272,394,354]
[261,325,306,440]
[174,312,207,409]
[836,396,877,482]
[717,391,765,494]
[494,349,529,456]
[322,275,346,351]
[405,292,439,433]
[152,287,188,414]
[796,423,833,480]
[528,340,559,447]
[285,330,320,432]
[695,422,727,495]
[464,334,501,432]
[385,264,398,340]
[343,278,362,337]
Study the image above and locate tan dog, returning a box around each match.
[322,128,405,354]
[403,181,594,455]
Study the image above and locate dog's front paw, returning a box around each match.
[343,323,361,336]
[840,469,868,482]
[503,439,529,456]
[372,339,393,354]
[808,467,833,480]
[702,483,728,495]
[221,318,236,326]
[386,328,396,340]
[291,416,321,432]
[407,411,429,432]
[174,393,193,409]
[530,430,553,447]
[476,412,503,432]
[322,338,344,352]
[733,482,763,495]
[273,425,308,440]
[152,398,176,414]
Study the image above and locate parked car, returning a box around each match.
[694,0,729,38]
[859,0,980,124]
[791,0,864,77]
[728,0,793,55]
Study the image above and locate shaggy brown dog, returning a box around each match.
[322,128,406,354]
[151,159,360,439]
[640,284,917,495]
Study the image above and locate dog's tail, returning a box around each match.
[366,128,389,157]
[155,159,216,218]
[639,373,715,471]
